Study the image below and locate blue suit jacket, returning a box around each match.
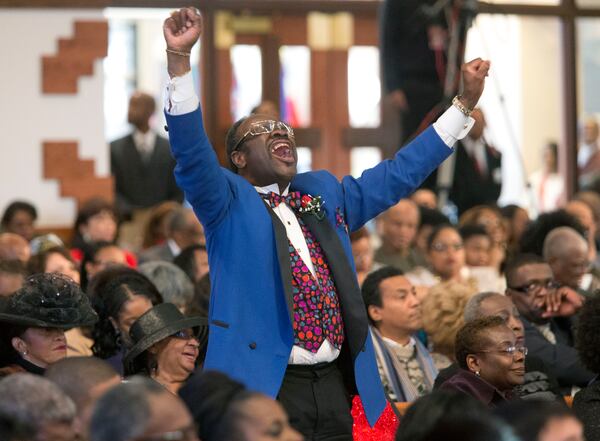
[166,107,452,425]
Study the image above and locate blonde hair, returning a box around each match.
[421,279,478,360]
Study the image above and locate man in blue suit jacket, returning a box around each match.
[162,8,489,439]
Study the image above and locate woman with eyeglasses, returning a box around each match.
[439,316,526,408]
[123,303,208,394]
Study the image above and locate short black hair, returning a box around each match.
[361,266,404,325]
[459,224,491,242]
[225,117,250,172]
[1,201,37,227]
[455,316,506,370]
[504,253,546,288]
[519,209,585,256]
[418,206,450,229]
[576,293,600,373]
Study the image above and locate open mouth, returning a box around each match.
[182,351,198,362]
[270,140,295,164]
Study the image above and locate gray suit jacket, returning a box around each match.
[110,133,183,213]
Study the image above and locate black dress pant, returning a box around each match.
[278,362,353,441]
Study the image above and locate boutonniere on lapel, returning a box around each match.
[298,194,325,220]
[335,207,348,233]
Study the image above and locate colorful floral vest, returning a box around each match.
[288,215,345,352]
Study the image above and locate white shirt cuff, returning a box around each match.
[164,71,199,115]
[432,105,475,148]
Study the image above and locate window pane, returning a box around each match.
[465,14,561,212]
[577,0,600,7]
[484,0,558,3]
[348,46,381,128]
[297,147,312,173]
[351,147,381,178]
[280,46,311,127]
[231,45,262,121]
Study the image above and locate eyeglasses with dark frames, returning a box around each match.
[232,120,294,152]
[508,279,560,294]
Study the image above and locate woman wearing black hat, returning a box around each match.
[124,303,208,394]
[0,273,98,376]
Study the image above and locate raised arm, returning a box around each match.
[163,8,232,229]
[342,58,490,231]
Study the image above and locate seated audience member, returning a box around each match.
[410,188,438,210]
[413,206,450,256]
[505,254,593,391]
[519,209,585,257]
[350,227,378,286]
[395,390,514,441]
[408,224,472,288]
[439,316,525,407]
[139,207,204,264]
[496,400,583,441]
[0,260,26,297]
[80,241,129,290]
[45,357,120,441]
[139,261,194,314]
[141,201,180,250]
[375,199,427,272]
[0,373,77,441]
[421,280,478,366]
[71,198,119,259]
[436,292,562,401]
[90,267,163,374]
[543,226,600,297]
[28,246,93,356]
[565,199,598,265]
[1,201,37,242]
[179,371,302,441]
[173,244,209,284]
[124,303,208,394]
[90,376,197,441]
[459,205,507,273]
[573,294,600,441]
[0,233,30,263]
[0,274,97,376]
[362,267,437,401]
[500,204,530,257]
[460,225,505,292]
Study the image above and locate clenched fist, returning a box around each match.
[164,7,202,52]
[460,58,491,110]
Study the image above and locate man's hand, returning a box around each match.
[541,286,584,318]
[163,7,202,78]
[388,89,409,112]
[459,58,490,110]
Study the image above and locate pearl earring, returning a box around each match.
[475,371,480,376]
[22,351,28,356]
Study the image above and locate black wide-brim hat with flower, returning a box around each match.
[0,273,98,328]
[124,303,209,366]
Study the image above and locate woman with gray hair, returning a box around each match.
[138,261,194,314]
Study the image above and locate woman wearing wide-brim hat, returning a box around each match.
[0,273,98,377]
[123,302,208,394]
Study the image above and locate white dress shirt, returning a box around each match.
[133,129,157,157]
[164,71,474,364]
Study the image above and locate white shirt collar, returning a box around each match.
[254,183,290,196]
[382,336,416,349]
[133,129,157,153]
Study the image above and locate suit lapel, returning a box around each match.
[299,212,368,359]
[263,202,295,323]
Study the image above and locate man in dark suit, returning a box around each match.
[110,92,183,217]
[163,7,488,439]
[504,254,593,392]
[449,108,502,215]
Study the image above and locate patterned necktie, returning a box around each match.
[261,191,303,210]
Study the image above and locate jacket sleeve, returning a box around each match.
[340,126,452,232]
[165,107,232,229]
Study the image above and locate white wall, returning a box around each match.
[0,9,106,227]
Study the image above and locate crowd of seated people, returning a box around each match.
[1,160,599,441]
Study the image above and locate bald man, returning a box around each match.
[566,200,598,265]
[375,199,427,272]
[110,91,183,216]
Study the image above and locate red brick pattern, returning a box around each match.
[42,20,108,94]
[43,141,113,208]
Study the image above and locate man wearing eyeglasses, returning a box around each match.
[505,253,593,392]
[162,7,489,438]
